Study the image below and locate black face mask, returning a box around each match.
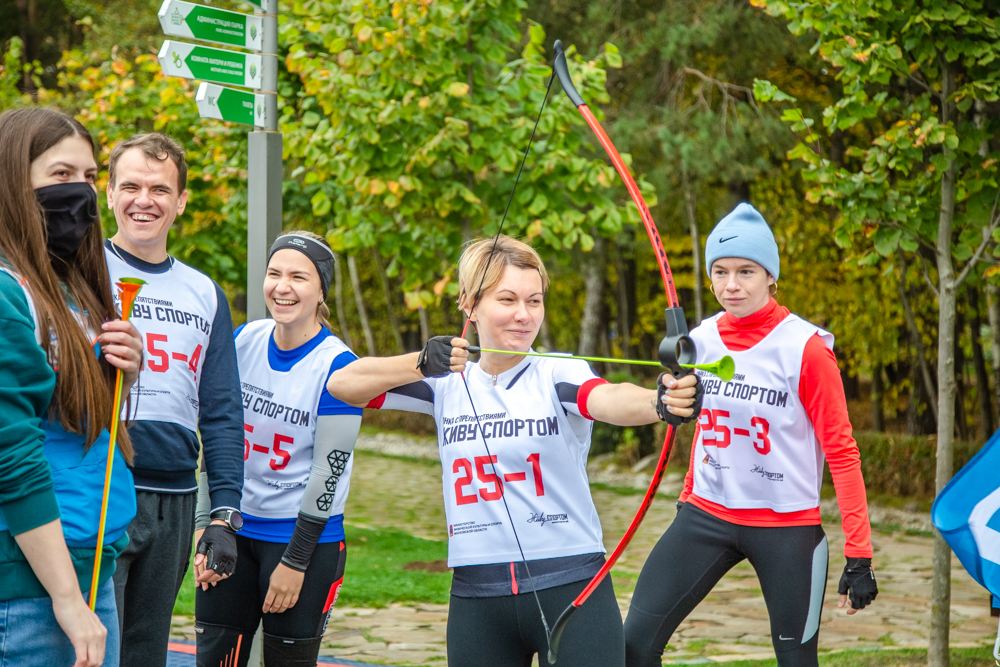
[35,182,99,258]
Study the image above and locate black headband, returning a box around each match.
[268,234,335,299]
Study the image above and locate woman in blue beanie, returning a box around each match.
[624,203,878,667]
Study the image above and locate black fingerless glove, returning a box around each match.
[838,557,878,610]
[656,372,704,426]
[197,524,238,577]
[416,335,457,378]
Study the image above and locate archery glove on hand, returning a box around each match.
[838,557,878,610]
[417,335,459,377]
[656,372,704,426]
[197,524,238,578]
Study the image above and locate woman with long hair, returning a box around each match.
[194,231,361,667]
[0,107,143,667]
[326,235,702,667]
[623,204,878,667]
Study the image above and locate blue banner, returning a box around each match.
[932,428,1000,607]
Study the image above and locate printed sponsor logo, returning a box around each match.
[526,509,569,526]
[751,464,783,481]
[441,412,558,445]
[449,520,502,536]
[702,453,729,470]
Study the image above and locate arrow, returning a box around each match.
[195,82,267,127]
[158,0,263,50]
[466,347,736,381]
[157,40,263,89]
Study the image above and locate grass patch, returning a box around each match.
[665,647,992,666]
[338,525,451,608]
[172,525,451,615]
[590,481,647,496]
[174,543,197,616]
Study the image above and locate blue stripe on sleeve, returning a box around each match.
[319,351,362,416]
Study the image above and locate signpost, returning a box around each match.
[157,0,280,325]
[158,40,263,89]
[196,83,267,127]
[158,0,263,51]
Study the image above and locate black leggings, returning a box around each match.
[195,535,346,667]
[447,577,624,667]
[624,503,828,667]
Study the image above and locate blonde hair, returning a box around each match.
[279,229,334,331]
[457,235,548,314]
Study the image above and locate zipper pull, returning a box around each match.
[492,374,498,386]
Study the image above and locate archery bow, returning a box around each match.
[545,39,697,663]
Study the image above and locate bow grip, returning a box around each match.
[658,307,696,374]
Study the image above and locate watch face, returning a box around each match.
[230,511,243,531]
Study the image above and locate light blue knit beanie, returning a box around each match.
[704,203,779,280]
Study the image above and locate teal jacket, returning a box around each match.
[0,269,134,600]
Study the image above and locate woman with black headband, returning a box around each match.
[193,231,361,667]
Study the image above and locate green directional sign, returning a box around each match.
[158,0,262,50]
[158,40,263,89]
[196,82,267,127]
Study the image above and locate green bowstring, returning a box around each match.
[469,347,735,381]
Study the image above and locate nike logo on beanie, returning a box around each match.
[719,236,737,243]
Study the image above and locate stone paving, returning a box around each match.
[170,433,999,666]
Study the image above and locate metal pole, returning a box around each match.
[246,0,281,321]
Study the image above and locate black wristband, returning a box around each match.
[280,512,328,572]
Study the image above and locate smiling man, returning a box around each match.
[104,133,244,666]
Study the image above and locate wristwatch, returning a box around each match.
[210,508,243,531]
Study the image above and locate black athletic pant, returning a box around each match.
[447,576,624,667]
[624,503,828,667]
[195,535,346,667]
[114,491,196,667]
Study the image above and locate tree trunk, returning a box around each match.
[372,249,404,353]
[682,166,704,325]
[929,60,957,667]
[540,317,555,351]
[417,305,430,346]
[461,32,475,243]
[898,250,938,421]
[613,246,632,359]
[347,255,376,356]
[871,364,885,432]
[577,236,606,357]
[333,254,353,349]
[987,285,1000,418]
[953,313,969,442]
[969,289,993,436]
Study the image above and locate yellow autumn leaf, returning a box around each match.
[446,82,470,97]
[433,274,450,296]
[370,179,387,195]
[358,25,373,42]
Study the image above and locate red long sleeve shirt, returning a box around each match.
[679,298,873,558]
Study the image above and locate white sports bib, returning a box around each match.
[236,320,354,519]
[689,313,834,513]
[424,357,606,568]
[106,247,218,432]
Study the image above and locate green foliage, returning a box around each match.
[51,49,250,288]
[755,0,1000,264]
[281,0,655,300]
[826,432,982,498]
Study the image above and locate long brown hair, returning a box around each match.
[0,108,133,462]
